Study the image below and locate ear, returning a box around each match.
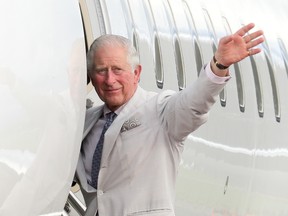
[133,64,142,83]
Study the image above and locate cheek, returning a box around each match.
[125,72,138,84]
[91,77,103,94]
[124,76,136,88]
[91,76,102,87]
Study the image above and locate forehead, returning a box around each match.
[94,45,128,66]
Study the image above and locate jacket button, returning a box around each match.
[98,190,104,196]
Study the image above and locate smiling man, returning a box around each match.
[75,23,264,216]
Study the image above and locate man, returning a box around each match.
[75,23,264,215]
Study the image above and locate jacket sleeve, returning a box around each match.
[158,64,227,142]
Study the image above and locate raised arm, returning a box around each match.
[211,23,264,77]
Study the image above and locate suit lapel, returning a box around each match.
[82,105,104,139]
[100,87,147,168]
[77,105,104,191]
[79,87,151,186]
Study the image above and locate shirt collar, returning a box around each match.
[103,104,125,117]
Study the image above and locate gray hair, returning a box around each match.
[87,34,140,74]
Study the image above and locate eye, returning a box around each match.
[112,67,123,75]
[95,68,107,75]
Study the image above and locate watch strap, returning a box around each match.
[213,55,229,70]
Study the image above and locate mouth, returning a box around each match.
[104,88,121,94]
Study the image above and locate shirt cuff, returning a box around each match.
[205,63,231,84]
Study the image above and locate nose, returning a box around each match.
[104,69,116,84]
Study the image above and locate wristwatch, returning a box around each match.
[213,55,229,70]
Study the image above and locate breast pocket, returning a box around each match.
[120,116,141,133]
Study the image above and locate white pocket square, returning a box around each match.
[121,117,141,133]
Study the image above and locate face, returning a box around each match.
[89,45,141,111]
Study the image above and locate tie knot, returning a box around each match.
[105,112,117,124]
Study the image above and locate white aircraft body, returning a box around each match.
[0,0,87,215]
[1,0,288,215]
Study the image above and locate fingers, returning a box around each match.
[216,22,264,65]
[240,24,264,57]
[237,23,264,47]
[247,48,262,56]
[221,25,264,47]
[236,23,255,37]
[245,30,264,56]
[246,36,264,49]
[243,30,264,43]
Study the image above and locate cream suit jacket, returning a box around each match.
[75,68,227,216]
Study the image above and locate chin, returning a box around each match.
[106,99,122,109]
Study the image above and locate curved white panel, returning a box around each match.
[0,0,86,215]
[82,0,288,215]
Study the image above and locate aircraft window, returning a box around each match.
[79,5,89,53]
[132,31,140,57]
[264,53,281,122]
[182,1,203,76]
[222,17,245,112]
[194,41,203,76]
[261,39,281,122]
[219,89,227,107]
[174,38,186,90]
[250,56,264,118]
[132,30,144,84]
[233,63,245,112]
[165,1,186,90]
[202,8,226,107]
[154,35,164,89]
[94,0,108,34]
[278,38,288,78]
[79,4,90,84]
